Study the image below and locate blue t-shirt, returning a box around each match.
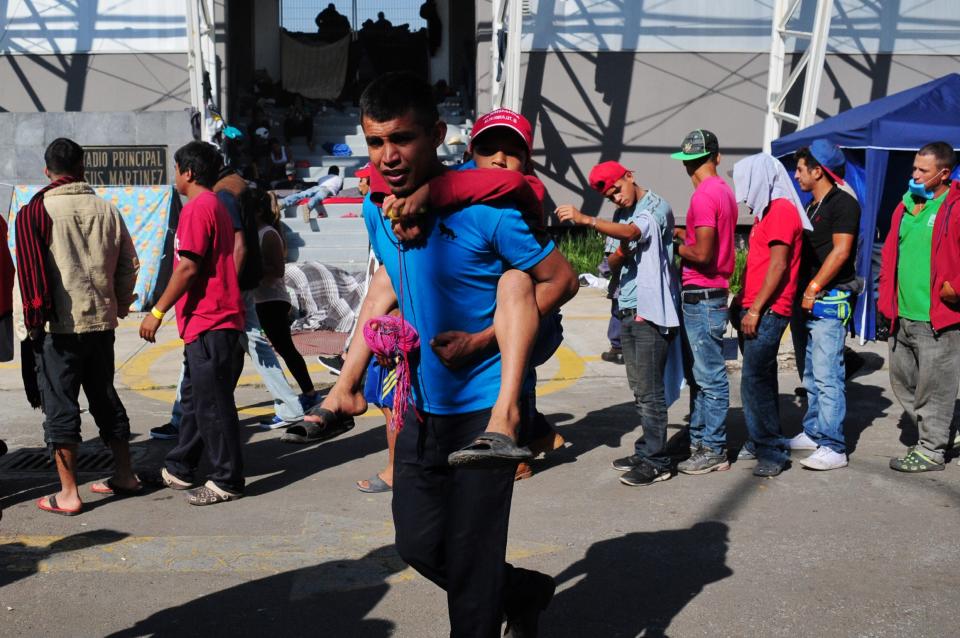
[364,197,554,414]
[616,189,674,306]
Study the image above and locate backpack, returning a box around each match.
[218,188,263,291]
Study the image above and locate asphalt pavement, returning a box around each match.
[1,288,958,637]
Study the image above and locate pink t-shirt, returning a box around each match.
[174,190,245,344]
[682,175,738,288]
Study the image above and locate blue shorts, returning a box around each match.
[530,312,564,367]
[363,359,397,409]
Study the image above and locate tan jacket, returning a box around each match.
[42,182,140,334]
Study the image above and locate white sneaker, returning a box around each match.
[787,431,818,450]
[799,446,848,470]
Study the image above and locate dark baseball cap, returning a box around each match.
[670,129,720,161]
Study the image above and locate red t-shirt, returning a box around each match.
[742,198,803,317]
[682,175,738,288]
[174,190,245,343]
[369,165,545,224]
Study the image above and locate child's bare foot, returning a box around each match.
[305,387,367,422]
[484,401,522,442]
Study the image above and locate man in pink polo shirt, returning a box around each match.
[670,129,738,475]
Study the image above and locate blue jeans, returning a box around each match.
[682,297,729,451]
[741,309,790,466]
[801,317,847,453]
[279,183,337,209]
[608,298,621,349]
[621,317,673,471]
[171,292,303,427]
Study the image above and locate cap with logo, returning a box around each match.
[284,162,296,175]
[670,129,720,161]
[589,161,629,193]
[469,108,534,153]
[808,139,846,186]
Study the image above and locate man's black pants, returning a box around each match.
[393,406,536,637]
[165,329,244,493]
[36,330,130,447]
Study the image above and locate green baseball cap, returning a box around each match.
[670,129,720,161]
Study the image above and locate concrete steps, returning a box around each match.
[280,215,369,273]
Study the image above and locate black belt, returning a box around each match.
[681,288,727,304]
[616,308,636,320]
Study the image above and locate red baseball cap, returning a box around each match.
[354,162,372,178]
[469,108,533,153]
[589,161,629,193]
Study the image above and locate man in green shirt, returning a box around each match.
[896,189,948,321]
[879,142,960,473]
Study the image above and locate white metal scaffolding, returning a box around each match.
[491,0,523,112]
[762,0,833,152]
[185,0,218,141]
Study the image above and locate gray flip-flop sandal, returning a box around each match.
[356,474,392,493]
[448,432,533,468]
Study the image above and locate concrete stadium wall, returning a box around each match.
[0,53,191,113]
[475,47,960,222]
[472,1,960,220]
[0,110,194,216]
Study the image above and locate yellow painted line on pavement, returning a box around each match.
[118,338,592,418]
[535,346,587,397]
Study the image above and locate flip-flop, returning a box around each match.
[281,407,355,444]
[90,478,144,496]
[448,432,534,468]
[37,494,82,517]
[356,474,392,493]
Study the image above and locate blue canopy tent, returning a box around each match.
[771,73,960,340]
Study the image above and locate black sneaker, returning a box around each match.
[318,354,344,376]
[600,348,624,364]
[619,461,672,486]
[504,568,556,638]
[611,454,643,471]
[753,460,786,477]
[150,423,179,440]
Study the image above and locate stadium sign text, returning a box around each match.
[84,146,167,186]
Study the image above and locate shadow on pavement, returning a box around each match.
[842,378,894,454]
[544,521,732,637]
[242,425,387,497]
[105,545,403,638]
[0,529,129,588]
[0,412,385,511]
